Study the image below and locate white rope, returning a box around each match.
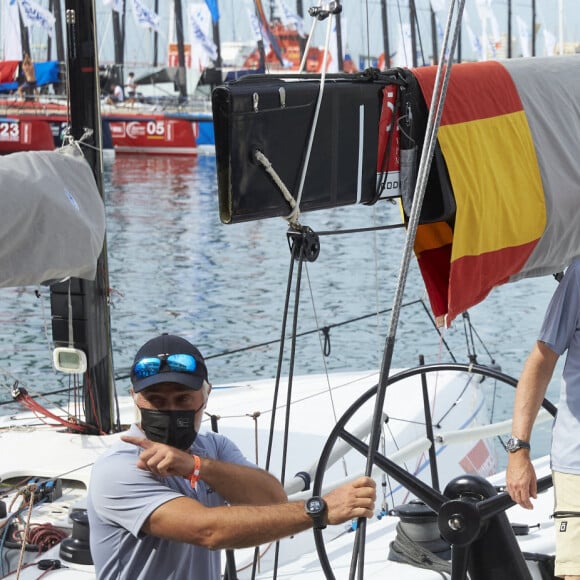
[285,9,336,226]
[253,150,297,210]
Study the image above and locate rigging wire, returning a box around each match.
[351,1,468,577]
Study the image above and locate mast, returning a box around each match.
[296,0,307,61]
[174,0,188,99]
[46,0,65,66]
[531,0,536,56]
[409,0,418,67]
[50,0,116,434]
[430,4,438,65]
[112,1,126,82]
[210,0,223,82]
[153,0,160,66]
[334,4,344,71]
[507,0,512,58]
[380,0,390,69]
[558,0,564,54]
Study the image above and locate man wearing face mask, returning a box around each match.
[87,334,376,580]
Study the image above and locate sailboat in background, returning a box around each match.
[0,0,218,155]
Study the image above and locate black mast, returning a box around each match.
[212,17,223,78]
[174,0,188,100]
[47,0,65,65]
[50,0,116,435]
[531,0,536,56]
[507,0,512,58]
[112,1,126,82]
[153,0,160,66]
[334,5,344,71]
[409,0,418,67]
[380,0,391,69]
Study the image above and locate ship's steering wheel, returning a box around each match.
[310,362,557,580]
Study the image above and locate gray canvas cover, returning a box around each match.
[0,145,105,287]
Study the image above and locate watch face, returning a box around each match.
[307,497,324,513]
[506,436,529,452]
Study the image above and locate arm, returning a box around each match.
[196,456,287,504]
[141,476,376,550]
[121,435,287,504]
[506,340,558,509]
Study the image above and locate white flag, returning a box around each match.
[102,0,123,13]
[464,21,484,61]
[246,9,271,54]
[17,0,55,37]
[189,4,217,62]
[516,15,530,57]
[392,22,413,68]
[3,0,23,60]
[131,0,159,32]
[543,28,556,57]
[275,0,304,37]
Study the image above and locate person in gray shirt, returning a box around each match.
[507,258,580,580]
[87,333,376,580]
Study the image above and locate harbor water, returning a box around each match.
[0,152,562,458]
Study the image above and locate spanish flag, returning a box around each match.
[412,59,548,324]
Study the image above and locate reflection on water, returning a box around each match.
[0,151,561,437]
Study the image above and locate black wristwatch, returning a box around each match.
[506,435,531,453]
[305,496,327,530]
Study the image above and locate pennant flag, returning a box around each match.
[463,21,484,61]
[276,0,305,37]
[246,9,271,54]
[392,22,413,68]
[17,0,55,36]
[131,0,159,32]
[412,60,546,323]
[189,4,218,62]
[543,28,556,56]
[204,0,219,23]
[3,0,22,61]
[516,15,530,58]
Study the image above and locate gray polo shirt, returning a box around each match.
[538,258,580,473]
[87,424,256,579]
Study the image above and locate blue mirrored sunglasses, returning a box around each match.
[132,353,198,379]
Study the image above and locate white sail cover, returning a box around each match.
[0,146,105,287]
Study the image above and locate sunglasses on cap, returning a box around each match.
[132,353,199,379]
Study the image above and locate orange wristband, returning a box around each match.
[187,455,201,488]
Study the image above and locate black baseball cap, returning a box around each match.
[131,334,208,393]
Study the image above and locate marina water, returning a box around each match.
[0,152,560,458]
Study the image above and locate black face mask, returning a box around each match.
[140,406,202,450]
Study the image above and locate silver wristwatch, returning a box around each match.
[506,435,531,453]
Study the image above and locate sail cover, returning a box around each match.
[411,55,580,325]
[0,146,105,287]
